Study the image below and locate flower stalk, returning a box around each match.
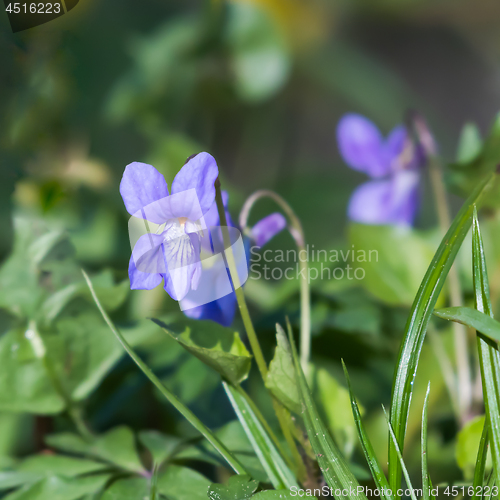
[239,190,311,372]
[214,181,269,380]
[214,180,306,480]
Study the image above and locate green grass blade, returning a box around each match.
[434,307,500,343]
[389,173,495,494]
[472,422,489,500]
[472,208,500,486]
[483,471,496,500]
[421,383,435,500]
[342,361,393,500]
[82,270,248,476]
[287,331,367,499]
[223,382,298,490]
[383,406,418,500]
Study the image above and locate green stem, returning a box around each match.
[68,406,94,442]
[215,180,304,476]
[82,270,247,475]
[215,181,269,380]
[239,190,311,372]
[272,399,307,482]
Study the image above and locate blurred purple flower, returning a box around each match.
[120,152,218,301]
[251,213,287,247]
[337,113,423,226]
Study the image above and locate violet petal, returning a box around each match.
[348,171,420,226]
[120,162,170,219]
[337,114,391,178]
[171,152,219,218]
[251,212,287,247]
[128,255,162,290]
[183,292,237,327]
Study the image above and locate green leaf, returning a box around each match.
[457,415,491,480]
[175,421,268,482]
[55,313,160,401]
[472,210,500,486]
[472,422,489,500]
[342,362,392,500]
[0,218,49,318]
[152,318,252,386]
[450,113,500,207]
[314,365,360,457]
[101,478,149,500]
[3,474,110,500]
[223,383,298,490]
[288,329,366,498]
[383,407,417,500]
[349,224,437,306]
[0,454,108,492]
[90,426,145,474]
[139,430,181,467]
[40,269,129,325]
[17,454,107,477]
[156,465,210,500]
[0,328,65,414]
[0,472,41,491]
[456,123,482,164]
[208,475,259,500]
[45,432,90,455]
[421,383,435,500]
[227,2,291,102]
[0,298,156,414]
[265,325,300,414]
[434,307,500,344]
[388,173,495,494]
[46,427,145,474]
[0,217,76,319]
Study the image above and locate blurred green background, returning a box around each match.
[2,0,500,494]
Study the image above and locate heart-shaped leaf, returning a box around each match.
[152,318,251,385]
[265,325,300,414]
[156,466,210,500]
[46,426,145,474]
[3,474,110,500]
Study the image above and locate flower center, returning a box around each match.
[178,217,188,227]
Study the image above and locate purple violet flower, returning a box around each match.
[120,152,218,301]
[120,154,287,326]
[337,113,423,226]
